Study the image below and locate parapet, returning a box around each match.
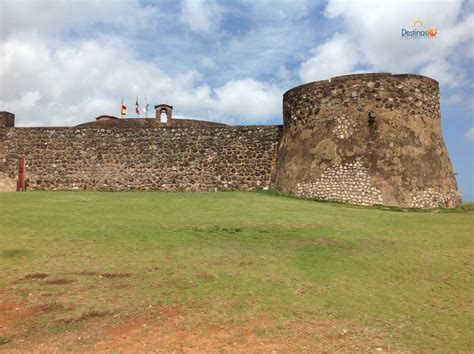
[0,111,15,128]
[283,72,439,98]
[96,115,119,122]
[77,117,227,128]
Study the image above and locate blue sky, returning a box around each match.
[0,0,473,200]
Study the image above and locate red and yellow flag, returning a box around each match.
[121,102,127,116]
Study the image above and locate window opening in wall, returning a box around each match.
[160,110,167,123]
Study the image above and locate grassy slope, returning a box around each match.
[0,191,472,350]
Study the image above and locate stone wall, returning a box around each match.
[1,126,281,191]
[0,127,16,191]
[0,112,15,128]
[272,73,462,208]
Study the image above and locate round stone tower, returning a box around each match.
[272,73,461,208]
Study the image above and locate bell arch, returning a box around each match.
[154,104,173,124]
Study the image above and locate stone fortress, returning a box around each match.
[0,73,462,208]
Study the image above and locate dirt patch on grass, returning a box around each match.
[104,283,132,289]
[105,315,152,337]
[238,261,253,267]
[0,300,24,313]
[24,273,48,280]
[0,288,71,327]
[33,302,71,314]
[155,280,197,290]
[191,226,243,234]
[56,310,111,325]
[0,300,44,325]
[0,303,26,325]
[63,271,132,278]
[66,271,99,276]
[105,306,180,338]
[44,278,74,285]
[194,273,216,280]
[101,273,132,278]
[0,292,398,353]
[221,227,243,234]
[92,313,388,352]
[158,307,181,317]
[295,283,313,297]
[0,309,39,326]
[0,289,40,326]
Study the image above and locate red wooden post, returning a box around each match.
[17,158,25,192]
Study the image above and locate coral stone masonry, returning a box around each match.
[0,73,462,208]
[272,73,461,208]
[0,111,15,128]
[1,126,281,192]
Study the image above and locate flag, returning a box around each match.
[121,101,127,116]
[142,102,149,113]
[135,98,139,115]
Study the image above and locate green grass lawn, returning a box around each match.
[0,191,472,351]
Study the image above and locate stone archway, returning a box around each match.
[155,104,173,124]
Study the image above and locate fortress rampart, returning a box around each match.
[272,73,461,208]
[1,126,280,191]
[0,73,462,208]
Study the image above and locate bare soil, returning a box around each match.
[0,288,390,352]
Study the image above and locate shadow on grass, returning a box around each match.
[0,249,32,258]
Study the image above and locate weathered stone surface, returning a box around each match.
[272,73,462,208]
[78,117,228,128]
[0,112,15,128]
[295,160,383,206]
[1,126,281,192]
[0,172,16,192]
[0,127,16,191]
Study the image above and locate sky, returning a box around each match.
[0,0,473,200]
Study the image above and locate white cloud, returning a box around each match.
[0,33,281,126]
[465,128,474,141]
[0,0,155,37]
[180,0,222,34]
[200,57,217,69]
[0,0,307,127]
[323,0,470,70]
[420,60,464,87]
[299,33,360,83]
[248,0,310,20]
[278,65,290,80]
[214,79,282,122]
[466,40,474,58]
[221,20,315,81]
[4,0,470,129]
[0,36,194,125]
[299,0,474,84]
[446,93,464,104]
